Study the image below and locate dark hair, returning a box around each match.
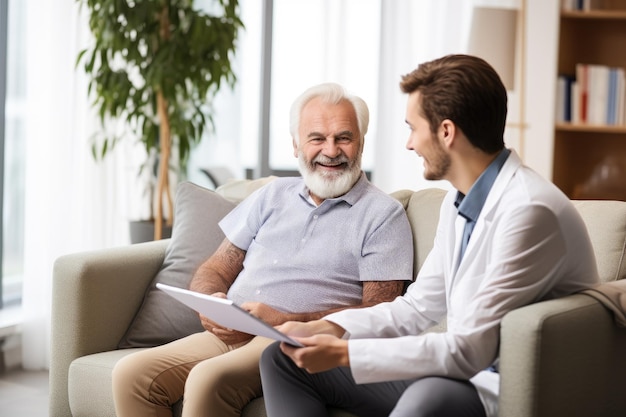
[399,54,507,153]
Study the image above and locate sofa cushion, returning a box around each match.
[69,349,143,417]
[118,182,236,348]
[572,200,626,282]
[390,188,447,277]
[214,176,278,203]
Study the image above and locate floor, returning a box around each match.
[0,368,49,416]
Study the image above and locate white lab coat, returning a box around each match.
[325,150,599,417]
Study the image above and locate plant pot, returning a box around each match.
[129,220,172,244]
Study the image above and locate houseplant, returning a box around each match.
[77,0,243,240]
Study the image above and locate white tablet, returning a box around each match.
[156,283,304,347]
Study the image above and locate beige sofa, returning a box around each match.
[50,184,626,417]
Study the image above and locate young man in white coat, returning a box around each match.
[259,54,600,417]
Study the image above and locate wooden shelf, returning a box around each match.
[562,10,626,19]
[555,123,626,133]
[553,6,626,201]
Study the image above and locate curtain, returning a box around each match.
[372,0,471,193]
[21,0,134,370]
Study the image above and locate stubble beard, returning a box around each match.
[423,135,451,181]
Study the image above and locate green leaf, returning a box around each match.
[76,0,244,218]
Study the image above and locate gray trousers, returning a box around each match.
[260,342,487,417]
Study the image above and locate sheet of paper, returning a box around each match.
[156,283,304,347]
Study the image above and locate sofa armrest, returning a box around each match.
[49,239,168,417]
[499,293,626,417]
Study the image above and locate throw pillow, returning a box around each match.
[118,181,236,348]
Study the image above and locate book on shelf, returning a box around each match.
[556,63,625,126]
[588,64,609,125]
[555,75,575,123]
[561,0,604,11]
[577,64,589,123]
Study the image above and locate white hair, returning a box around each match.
[289,82,369,144]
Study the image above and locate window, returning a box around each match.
[267,0,380,172]
[1,0,26,308]
[222,0,380,181]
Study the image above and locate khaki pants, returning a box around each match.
[112,332,273,417]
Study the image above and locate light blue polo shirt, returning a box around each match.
[220,173,414,313]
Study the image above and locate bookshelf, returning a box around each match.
[553,1,626,201]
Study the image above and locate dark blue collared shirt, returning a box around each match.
[454,148,511,260]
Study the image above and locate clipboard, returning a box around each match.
[156,283,304,347]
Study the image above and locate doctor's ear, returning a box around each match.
[439,119,456,145]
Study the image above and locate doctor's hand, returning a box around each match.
[279,334,350,373]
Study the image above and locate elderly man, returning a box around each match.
[111,82,414,417]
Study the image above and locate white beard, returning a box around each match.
[298,152,362,200]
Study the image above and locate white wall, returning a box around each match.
[522,0,560,180]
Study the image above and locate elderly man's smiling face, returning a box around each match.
[294,97,363,204]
